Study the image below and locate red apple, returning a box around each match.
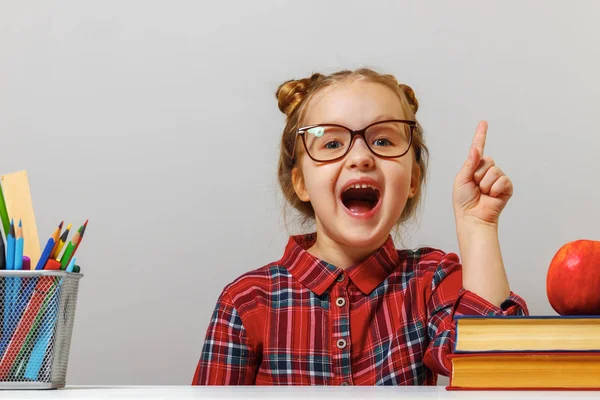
[546,239,600,315]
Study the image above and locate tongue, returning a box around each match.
[345,200,373,214]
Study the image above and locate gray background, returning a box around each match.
[1,0,599,386]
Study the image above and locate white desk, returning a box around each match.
[1,386,599,399]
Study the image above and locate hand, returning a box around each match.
[453,121,513,226]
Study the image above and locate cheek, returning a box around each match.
[385,164,413,197]
[301,162,338,201]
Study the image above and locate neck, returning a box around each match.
[307,229,388,270]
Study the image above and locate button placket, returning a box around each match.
[331,284,352,386]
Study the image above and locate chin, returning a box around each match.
[333,223,390,250]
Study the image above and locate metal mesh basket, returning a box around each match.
[0,270,82,389]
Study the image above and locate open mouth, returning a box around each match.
[341,184,381,214]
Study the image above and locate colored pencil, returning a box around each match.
[14,220,23,270]
[0,182,10,239]
[47,221,63,261]
[59,230,80,270]
[0,224,5,270]
[73,220,87,254]
[51,223,71,260]
[35,238,55,271]
[6,220,14,271]
[66,257,76,273]
[12,221,24,328]
[44,259,61,270]
[0,278,59,379]
[24,284,60,380]
[4,275,38,378]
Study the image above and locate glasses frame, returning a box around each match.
[291,119,417,164]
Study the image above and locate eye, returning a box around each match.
[372,138,394,147]
[324,140,344,149]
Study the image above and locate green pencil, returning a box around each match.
[59,242,74,270]
[0,182,10,238]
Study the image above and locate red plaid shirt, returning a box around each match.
[193,233,528,385]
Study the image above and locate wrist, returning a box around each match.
[455,215,499,234]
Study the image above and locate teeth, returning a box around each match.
[344,183,378,192]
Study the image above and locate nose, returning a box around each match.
[344,136,375,170]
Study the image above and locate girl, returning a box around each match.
[192,68,528,386]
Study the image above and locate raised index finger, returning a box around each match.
[470,120,488,157]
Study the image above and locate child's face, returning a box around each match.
[292,80,419,250]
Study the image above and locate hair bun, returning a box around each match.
[399,84,419,114]
[276,73,323,116]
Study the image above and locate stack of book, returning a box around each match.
[447,315,600,390]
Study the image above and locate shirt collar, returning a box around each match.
[282,233,401,296]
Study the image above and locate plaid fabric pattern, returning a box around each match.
[193,233,528,385]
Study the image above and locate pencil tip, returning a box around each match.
[83,219,88,227]
[59,221,64,229]
[18,219,22,227]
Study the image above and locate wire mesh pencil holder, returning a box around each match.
[0,270,83,389]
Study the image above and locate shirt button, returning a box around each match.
[336,339,347,349]
[335,297,346,307]
[336,274,345,283]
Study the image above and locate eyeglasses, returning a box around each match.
[291,119,416,163]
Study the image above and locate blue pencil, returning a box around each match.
[6,220,14,271]
[35,237,55,271]
[12,220,23,326]
[5,221,15,333]
[14,220,23,270]
[66,257,76,273]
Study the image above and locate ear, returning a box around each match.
[408,164,421,199]
[292,167,310,202]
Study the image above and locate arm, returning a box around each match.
[192,289,258,385]
[453,121,517,307]
[423,121,530,375]
[422,252,528,376]
[456,222,510,307]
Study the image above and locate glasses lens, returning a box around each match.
[365,121,412,157]
[304,125,351,161]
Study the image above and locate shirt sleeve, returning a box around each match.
[422,252,529,377]
[192,289,258,385]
